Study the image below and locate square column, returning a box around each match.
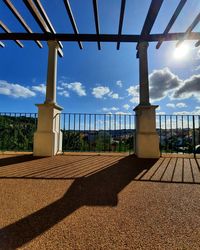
[33,41,63,156]
[33,103,63,156]
[134,41,160,158]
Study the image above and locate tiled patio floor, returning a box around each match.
[0,154,200,249]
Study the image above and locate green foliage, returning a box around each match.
[0,115,37,151]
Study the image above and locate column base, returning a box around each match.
[33,103,63,156]
[134,104,160,158]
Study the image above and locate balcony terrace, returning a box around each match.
[0,153,200,249]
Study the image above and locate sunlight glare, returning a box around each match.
[173,44,190,60]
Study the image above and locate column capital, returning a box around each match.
[47,40,59,49]
[138,41,149,51]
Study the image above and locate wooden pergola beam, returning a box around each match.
[3,0,42,48]
[23,0,63,57]
[0,21,23,48]
[0,32,199,42]
[140,0,164,36]
[195,40,200,47]
[176,12,200,47]
[136,0,164,56]
[117,0,126,50]
[93,0,101,50]
[156,0,187,49]
[63,0,83,49]
[33,0,63,49]
[0,41,5,47]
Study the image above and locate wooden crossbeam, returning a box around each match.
[0,41,5,47]
[3,0,42,48]
[63,0,83,49]
[0,32,199,42]
[117,0,126,50]
[0,21,23,47]
[93,0,101,50]
[176,12,200,47]
[156,0,187,49]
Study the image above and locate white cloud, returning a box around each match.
[149,67,182,101]
[149,67,200,102]
[116,80,122,87]
[58,90,69,97]
[123,104,130,110]
[32,83,46,94]
[92,86,121,99]
[62,82,86,96]
[130,97,139,103]
[127,85,139,104]
[115,111,131,115]
[127,85,139,97]
[166,103,175,108]
[173,109,200,115]
[176,102,187,108]
[166,102,187,109]
[102,107,119,112]
[172,74,200,100]
[92,86,110,98]
[57,86,64,90]
[0,80,35,98]
[108,92,120,99]
[156,111,166,115]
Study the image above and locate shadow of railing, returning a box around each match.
[0,155,157,249]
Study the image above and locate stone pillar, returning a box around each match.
[33,41,63,156]
[134,41,160,158]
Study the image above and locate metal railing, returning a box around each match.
[60,113,135,153]
[0,112,37,151]
[156,115,200,156]
[0,112,200,156]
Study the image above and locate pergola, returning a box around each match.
[1,0,200,157]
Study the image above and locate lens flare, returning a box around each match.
[173,44,189,60]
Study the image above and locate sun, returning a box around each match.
[173,44,190,60]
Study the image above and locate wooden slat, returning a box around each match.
[141,158,164,181]
[176,12,200,47]
[161,157,176,182]
[183,158,193,183]
[0,41,5,47]
[173,158,183,182]
[33,0,63,49]
[190,159,200,183]
[23,0,63,57]
[140,0,164,36]
[156,0,187,49]
[151,157,170,181]
[136,0,164,56]
[0,21,23,48]
[23,0,50,32]
[63,0,83,49]
[4,0,42,48]
[195,40,200,47]
[117,0,126,50]
[93,0,101,50]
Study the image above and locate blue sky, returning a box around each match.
[0,0,200,115]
